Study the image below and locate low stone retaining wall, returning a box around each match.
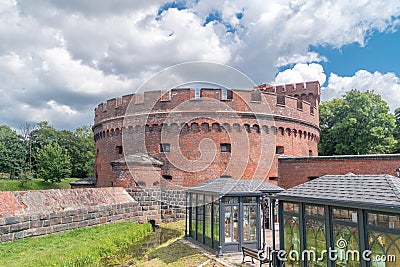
[0,187,147,242]
[126,188,186,223]
[0,187,187,242]
[0,202,139,242]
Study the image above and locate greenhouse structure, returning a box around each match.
[273,173,400,267]
[185,177,283,254]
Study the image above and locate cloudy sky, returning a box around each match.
[1,0,399,130]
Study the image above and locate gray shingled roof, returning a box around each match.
[276,173,400,211]
[111,153,163,167]
[187,178,283,196]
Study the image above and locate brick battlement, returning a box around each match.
[254,81,320,106]
[93,82,321,188]
[94,87,319,128]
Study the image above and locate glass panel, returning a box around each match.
[191,194,196,238]
[224,205,239,243]
[283,202,299,213]
[292,203,299,213]
[283,202,293,211]
[197,195,204,239]
[306,205,325,217]
[368,213,379,226]
[369,231,400,267]
[369,212,400,229]
[243,196,257,203]
[243,205,257,242]
[378,214,389,228]
[213,199,220,248]
[224,197,238,204]
[283,215,301,267]
[205,196,212,240]
[333,223,359,266]
[305,219,326,266]
[388,215,400,229]
[333,208,358,223]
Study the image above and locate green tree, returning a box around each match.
[57,126,94,178]
[29,121,95,178]
[319,90,397,155]
[0,126,27,178]
[37,143,72,183]
[74,125,95,177]
[30,121,58,172]
[395,108,400,153]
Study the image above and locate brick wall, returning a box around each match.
[278,154,400,189]
[93,85,321,188]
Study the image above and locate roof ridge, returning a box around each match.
[385,175,400,201]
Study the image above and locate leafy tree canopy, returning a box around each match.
[0,125,26,176]
[28,122,94,178]
[36,143,72,183]
[319,90,397,155]
[395,108,400,152]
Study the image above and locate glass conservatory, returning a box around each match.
[273,173,400,267]
[185,177,283,254]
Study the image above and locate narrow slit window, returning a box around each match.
[220,143,231,152]
[276,146,284,154]
[160,143,170,153]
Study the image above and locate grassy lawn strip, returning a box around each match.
[135,221,209,267]
[0,178,78,191]
[0,221,153,267]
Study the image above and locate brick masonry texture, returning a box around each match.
[93,83,321,188]
[278,154,400,189]
[0,187,185,242]
[126,187,186,223]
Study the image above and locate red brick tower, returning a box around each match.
[93,82,320,188]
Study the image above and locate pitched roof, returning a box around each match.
[276,173,400,211]
[110,152,163,167]
[187,178,283,196]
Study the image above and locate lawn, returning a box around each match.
[0,178,78,191]
[0,221,153,267]
[133,220,210,267]
[0,220,221,267]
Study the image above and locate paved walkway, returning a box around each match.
[180,224,280,267]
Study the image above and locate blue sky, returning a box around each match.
[309,30,400,81]
[0,0,399,129]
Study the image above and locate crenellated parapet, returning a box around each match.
[93,83,321,188]
[254,81,320,107]
[94,87,319,128]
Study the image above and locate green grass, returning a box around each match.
[0,221,153,267]
[0,178,78,191]
[135,221,209,267]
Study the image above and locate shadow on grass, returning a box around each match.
[104,226,185,265]
[147,239,201,264]
[114,222,209,267]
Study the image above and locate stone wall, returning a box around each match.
[0,186,187,242]
[160,189,186,223]
[126,187,186,223]
[0,201,139,242]
[0,187,157,242]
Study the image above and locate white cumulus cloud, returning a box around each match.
[273,63,327,86]
[323,70,400,111]
[0,0,399,128]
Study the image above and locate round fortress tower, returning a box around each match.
[93,81,320,188]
